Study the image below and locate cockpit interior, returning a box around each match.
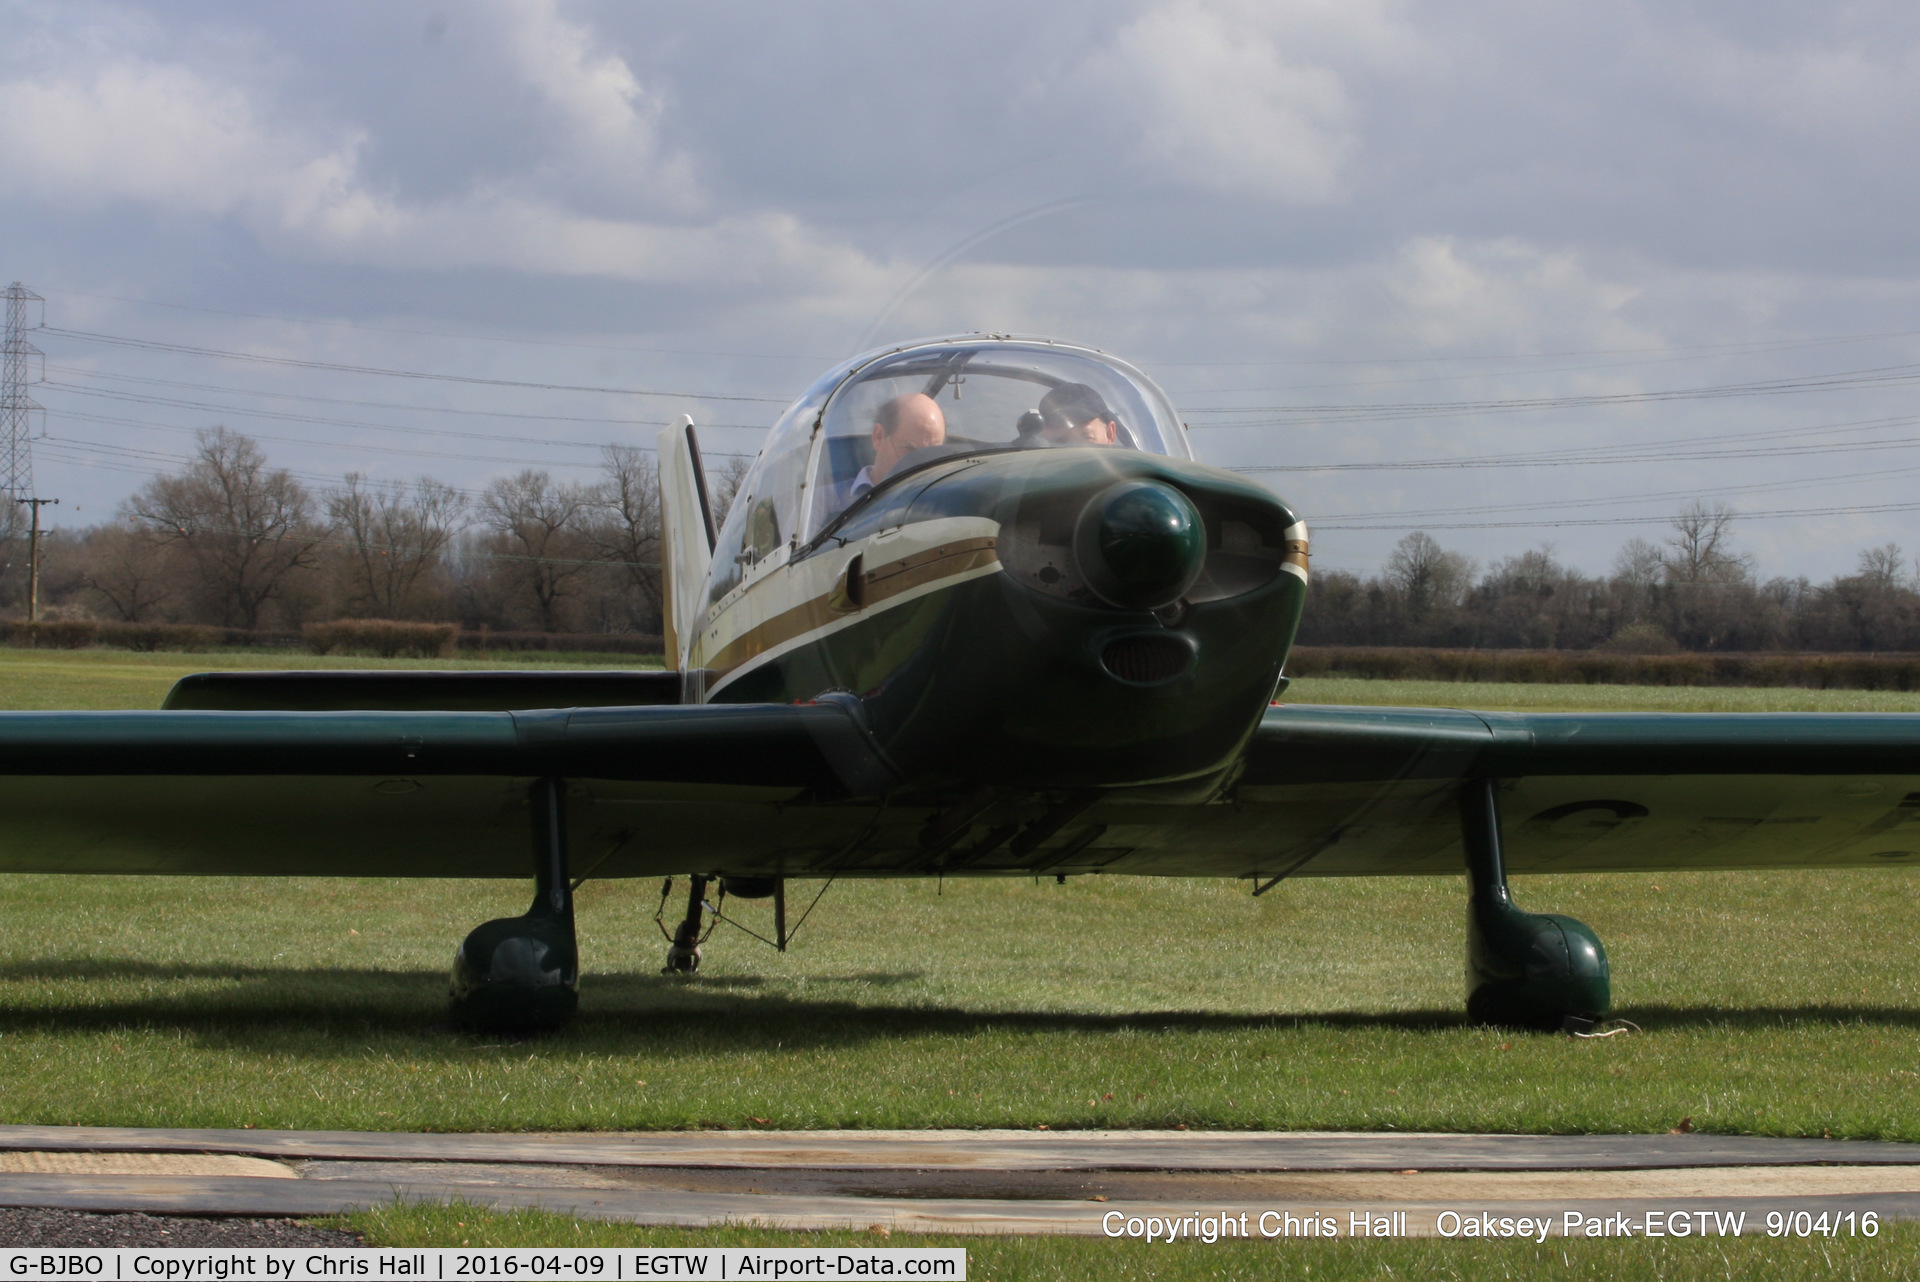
[707,338,1193,603]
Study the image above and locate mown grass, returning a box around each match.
[344,1205,1920,1278]
[2,646,1912,713]
[0,646,661,711]
[0,865,1916,1136]
[0,653,1913,1142]
[1289,675,1920,713]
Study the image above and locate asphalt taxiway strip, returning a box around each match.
[0,1128,1917,1235]
[4,1126,1919,1170]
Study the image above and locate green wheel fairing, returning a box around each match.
[448,777,579,1033]
[1460,777,1611,1030]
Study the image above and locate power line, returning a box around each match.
[35,303,1920,542]
[1146,326,1920,368]
[44,384,642,451]
[44,363,769,431]
[1309,461,1920,524]
[1228,413,1920,473]
[39,384,758,460]
[47,411,611,469]
[48,284,1920,376]
[1184,361,1920,423]
[41,287,829,363]
[39,437,493,497]
[1160,338,1920,399]
[1314,498,1920,532]
[43,327,790,403]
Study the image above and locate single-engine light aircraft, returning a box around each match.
[5,335,1920,1033]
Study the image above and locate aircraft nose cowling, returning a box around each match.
[1074,480,1207,610]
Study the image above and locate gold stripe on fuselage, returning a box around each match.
[861,535,998,607]
[696,523,1001,693]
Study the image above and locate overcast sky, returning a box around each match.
[5,0,1920,579]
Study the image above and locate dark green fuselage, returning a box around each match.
[709,448,1308,798]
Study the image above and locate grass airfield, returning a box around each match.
[0,647,663,712]
[3,648,1919,1263]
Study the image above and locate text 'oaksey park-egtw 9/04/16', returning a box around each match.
[1438,1209,1883,1239]
[1097,1207,1886,1241]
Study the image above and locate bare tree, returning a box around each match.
[584,445,662,631]
[1383,531,1475,618]
[710,453,752,525]
[126,428,329,629]
[329,474,467,618]
[1663,501,1752,584]
[1612,537,1665,588]
[479,469,594,631]
[75,521,174,622]
[1858,543,1906,590]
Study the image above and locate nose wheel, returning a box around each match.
[660,874,715,974]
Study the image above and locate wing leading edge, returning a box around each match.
[4,698,1919,880]
[0,697,896,877]
[0,697,889,786]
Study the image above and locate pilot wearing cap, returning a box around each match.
[1029,383,1124,447]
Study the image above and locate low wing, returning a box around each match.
[6,693,1920,881]
[861,705,1920,882]
[1206,704,1920,878]
[0,697,893,877]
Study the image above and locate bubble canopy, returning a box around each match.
[707,338,1193,589]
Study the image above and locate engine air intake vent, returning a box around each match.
[1101,634,1194,685]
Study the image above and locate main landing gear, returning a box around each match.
[448,777,579,1033]
[1459,778,1610,1032]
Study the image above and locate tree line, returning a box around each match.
[1302,502,1920,653]
[0,428,740,636]
[3,434,1917,652]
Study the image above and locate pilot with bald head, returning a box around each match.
[844,392,946,507]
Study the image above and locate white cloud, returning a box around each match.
[0,60,359,217]
[1379,237,1651,358]
[289,193,881,294]
[866,234,1662,379]
[0,35,869,293]
[486,0,702,212]
[15,2,1920,579]
[1632,8,1920,143]
[1084,0,1419,203]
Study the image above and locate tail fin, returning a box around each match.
[657,415,717,673]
